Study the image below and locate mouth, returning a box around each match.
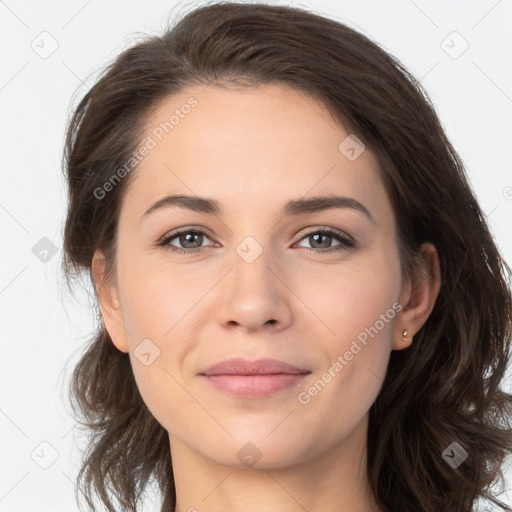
[199,357,311,398]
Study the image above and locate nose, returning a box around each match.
[215,251,293,333]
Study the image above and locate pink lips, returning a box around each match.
[200,357,310,398]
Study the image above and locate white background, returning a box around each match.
[0,0,511,510]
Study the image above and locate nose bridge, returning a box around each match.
[215,234,293,331]
[232,233,281,303]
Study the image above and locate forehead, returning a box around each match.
[121,82,389,221]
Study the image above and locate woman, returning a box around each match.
[61,2,512,511]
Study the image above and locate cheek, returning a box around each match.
[298,251,401,396]
[296,272,399,432]
[115,259,204,427]
[118,256,201,341]
[297,250,401,344]
[128,357,192,433]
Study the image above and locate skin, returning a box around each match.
[92,82,441,512]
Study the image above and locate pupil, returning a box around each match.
[182,232,202,248]
[311,233,331,248]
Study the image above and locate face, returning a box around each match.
[97,82,413,469]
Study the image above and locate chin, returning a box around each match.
[202,433,311,470]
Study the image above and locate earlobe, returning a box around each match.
[91,250,129,353]
[392,242,442,350]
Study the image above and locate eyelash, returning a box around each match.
[157,227,355,255]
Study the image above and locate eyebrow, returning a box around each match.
[141,194,376,224]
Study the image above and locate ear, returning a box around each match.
[91,250,129,353]
[392,242,441,350]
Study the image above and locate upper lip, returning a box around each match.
[200,357,310,376]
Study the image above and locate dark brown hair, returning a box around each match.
[61,2,512,511]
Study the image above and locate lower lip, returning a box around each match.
[202,373,309,398]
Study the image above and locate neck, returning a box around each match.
[170,414,380,512]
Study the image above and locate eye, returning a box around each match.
[294,227,355,253]
[157,227,355,254]
[158,228,216,254]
